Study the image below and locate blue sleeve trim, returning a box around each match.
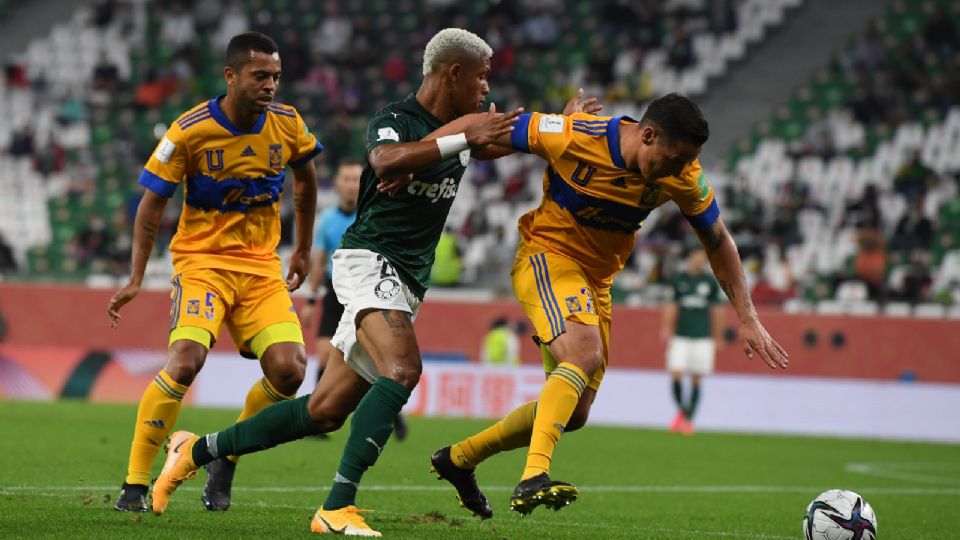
[510,113,532,153]
[290,141,324,168]
[137,169,178,197]
[684,198,720,230]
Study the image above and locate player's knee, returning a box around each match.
[552,333,603,376]
[385,354,422,390]
[165,340,207,385]
[273,360,306,396]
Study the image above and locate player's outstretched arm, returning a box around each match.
[287,163,318,292]
[370,103,523,179]
[107,189,168,328]
[694,217,789,369]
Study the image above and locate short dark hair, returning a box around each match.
[640,93,709,146]
[226,32,279,70]
[337,157,363,169]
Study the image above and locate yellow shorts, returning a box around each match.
[169,269,303,356]
[511,249,611,390]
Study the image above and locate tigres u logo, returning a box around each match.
[205,149,224,171]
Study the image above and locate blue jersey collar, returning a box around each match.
[606,115,638,170]
[210,95,266,135]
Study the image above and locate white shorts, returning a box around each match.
[666,337,716,375]
[330,248,422,383]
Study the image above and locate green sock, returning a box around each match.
[672,379,683,411]
[191,395,319,467]
[686,383,701,421]
[323,377,410,510]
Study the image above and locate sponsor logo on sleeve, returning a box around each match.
[538,115,565,134]
[155,136,176,164]
[377,127,400,142]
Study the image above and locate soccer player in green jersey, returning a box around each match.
[661,247,726,435]
[148,28,525,536]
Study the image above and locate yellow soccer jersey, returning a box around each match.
[510,112,718,286]
[138,97,322,277]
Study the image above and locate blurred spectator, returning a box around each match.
[480,316,522,367]
[0,233,17,273]
[72,216,113,267]
[522,5,559,49]
[193,0,221,34]
[431,227,462,287]
[93,0,117,28]
[890,196,934,255]
[383,52,409,84]
[897,250,933,304]
[708,0,737,36]
[850,230,887,301]
[312,2,353,62]
[770,178,810,247]
[4,62,29,87]
[843,184,882,232]
[923,4,959,58]
[667,23,696,70]
[9,127,34,158]
[159,1,196,49]
[213,2,250,51]
[92,52,121,94]
[893,151,937,203]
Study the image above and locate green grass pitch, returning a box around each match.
[1,400,957,538]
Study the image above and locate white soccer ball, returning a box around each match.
[802,489,878,540]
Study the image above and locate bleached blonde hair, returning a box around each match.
[422,28,493,76]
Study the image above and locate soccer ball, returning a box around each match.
[802,489,878,540]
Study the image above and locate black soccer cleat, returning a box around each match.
[429,446,493,519]
[394,413,409,441]
[202,458,236,511]
[114,482,148,512]
[509,473,578,516]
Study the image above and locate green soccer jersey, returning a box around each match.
[341,94,470,299]
[670,271,723,338]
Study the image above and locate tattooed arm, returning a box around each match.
[107,189,169,328]
[695,217,789,369]
[287,162,319,292]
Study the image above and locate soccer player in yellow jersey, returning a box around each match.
[107,32,322,513]
[431,93,790,517]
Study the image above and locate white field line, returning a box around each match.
[845,462,960,486]
[0,492,797,540]
[2,484,959,495]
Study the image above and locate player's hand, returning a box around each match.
[107,282,141,329]
[377,173,414,197]
[464,103,523,147]
[739,318,789,369]
[286,249,310,292]
[562,88,604,116]
[659,327,672,343]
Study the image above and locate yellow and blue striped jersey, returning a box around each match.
[510,112,718,286]
[138,97,322,277]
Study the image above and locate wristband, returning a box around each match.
[437,133,469,159]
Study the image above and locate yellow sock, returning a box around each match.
[522,362,587,480]
[125,370,188,486]
[452,401,536,469]
[226,377,295,463]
